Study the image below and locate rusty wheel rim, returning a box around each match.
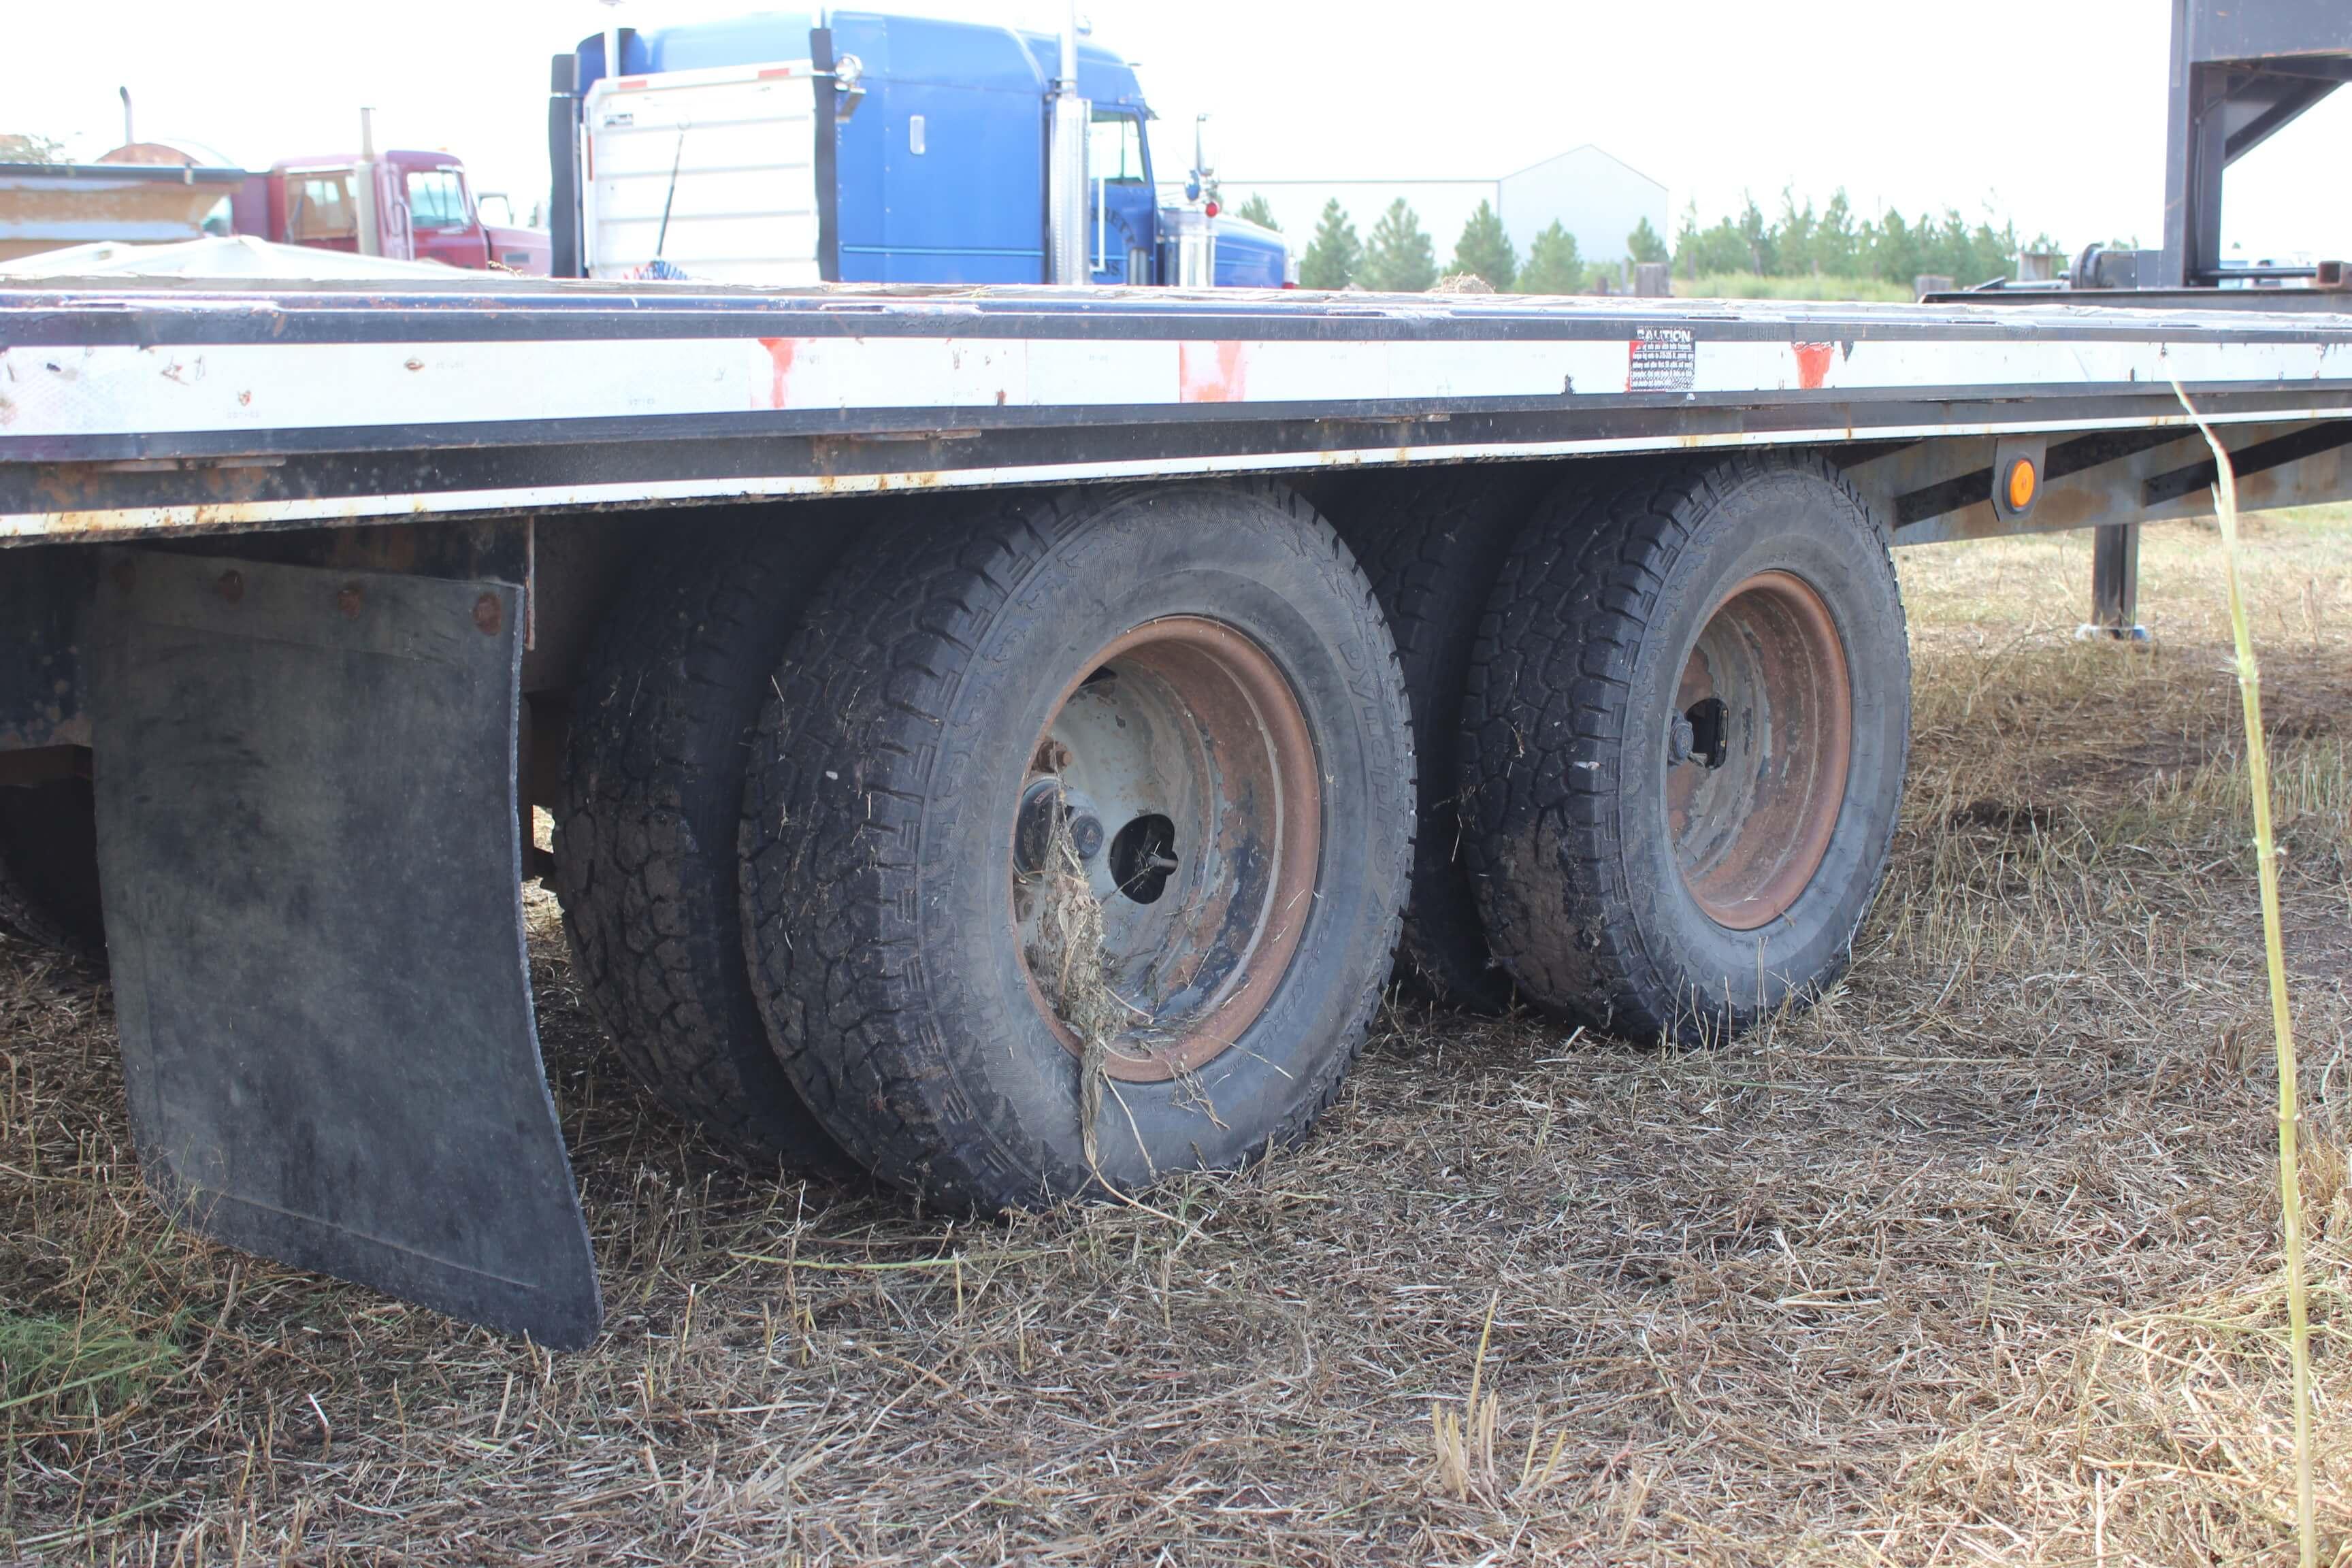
[1665,571,1852,930]
[1010,617,1321,1082]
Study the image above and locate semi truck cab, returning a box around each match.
[236,150,553,273]
[550,9,1290,288]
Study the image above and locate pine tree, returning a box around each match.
[1233,193,1280,231]
[1736,195,1773,274]
[1360,199,1438,293]
[1515,221,1586,294]
[1627,216,1668,265]
[0,133,63,163]
[1299,199,1362,290]
[1448,199,1516,290]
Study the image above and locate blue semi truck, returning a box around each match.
[546,9,1291,289]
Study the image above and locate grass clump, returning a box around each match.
[0,1309,176,1420]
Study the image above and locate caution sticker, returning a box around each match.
[1628,326,1697,393]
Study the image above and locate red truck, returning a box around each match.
[0,142,549,275]
[231,148,551,273]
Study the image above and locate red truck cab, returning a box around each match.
[233,150,550,273]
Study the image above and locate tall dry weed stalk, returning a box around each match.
[1428,1291,1569,1507]
[2171,370,2316,1566]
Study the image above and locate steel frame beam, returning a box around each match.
[1885,417,2352,546]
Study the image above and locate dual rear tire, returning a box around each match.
[1460,455,1910,1041]
[559,484,1413,1209]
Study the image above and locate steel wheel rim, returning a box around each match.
[1010,617,1321,1081]
[1665,571,1852,930]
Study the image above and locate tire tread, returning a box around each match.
[555,520,853,1169]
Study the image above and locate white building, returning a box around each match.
[1498,146,1667,265]
[1211,145,1668,270]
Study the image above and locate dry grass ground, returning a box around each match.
[1,510,2350,1565]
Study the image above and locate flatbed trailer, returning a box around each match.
[10,278,2352,534]
[3,274,2351,1347]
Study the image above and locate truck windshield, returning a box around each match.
[286,172,357,242]
[406,169,470,231]
[1088,112,1147,185]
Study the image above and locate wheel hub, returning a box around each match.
[1663,571,1852,930]
[1010,617,1320,1081]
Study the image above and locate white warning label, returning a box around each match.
[1627,326,1697,393]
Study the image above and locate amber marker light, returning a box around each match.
[2005,456,2038,512]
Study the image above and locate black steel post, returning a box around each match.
[811,27,841,283]
[2091,519,2141,635]
[546,53,585,280]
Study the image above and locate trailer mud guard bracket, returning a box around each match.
[88,549,601,1348]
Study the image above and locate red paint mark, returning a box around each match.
[757,65,795,79]
[1793,342,1836,390]
[759,337,796,410]
[1178,340,1250,403]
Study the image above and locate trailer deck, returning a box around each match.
[7,281,2352,541]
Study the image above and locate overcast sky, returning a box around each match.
[10,0,2350,261]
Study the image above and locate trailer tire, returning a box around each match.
[1333,468,1542,1011]
[0,779,105,962]
[555,518,856,1173]
[1460,455,1908,1043]
[738,483,1412,1213]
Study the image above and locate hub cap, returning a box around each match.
[1665,572,1852,930]
[1011,618,1320,1081]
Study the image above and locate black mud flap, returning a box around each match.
[88,550,601,1348]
